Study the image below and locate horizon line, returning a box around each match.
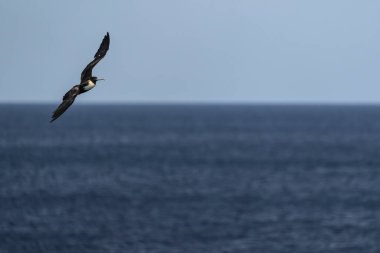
[2,101,380,106]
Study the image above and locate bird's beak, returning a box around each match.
[96,78,105,81]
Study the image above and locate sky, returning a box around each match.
[1,1,380,104]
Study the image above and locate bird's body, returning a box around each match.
[51,32,110,122]
[81,79,96,92]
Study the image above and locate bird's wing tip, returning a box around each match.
[50,115,58,123]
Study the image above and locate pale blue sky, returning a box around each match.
[1,1,380,103]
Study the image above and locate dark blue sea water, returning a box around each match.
[1,105,380,253]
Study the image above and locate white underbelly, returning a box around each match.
[83,80,96,91]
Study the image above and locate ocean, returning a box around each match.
[0,105,380,253]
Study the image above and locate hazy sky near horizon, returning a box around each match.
[1,1,380,103]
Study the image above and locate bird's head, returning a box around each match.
[91,76,105,83]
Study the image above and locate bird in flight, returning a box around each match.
[51,32,110,122]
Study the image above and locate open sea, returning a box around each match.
[1,104,380,253]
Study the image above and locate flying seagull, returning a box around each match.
[50,32,110,122]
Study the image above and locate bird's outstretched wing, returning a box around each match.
[80,32,110,83]
[50,86,80,122]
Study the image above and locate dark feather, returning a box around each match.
[50,86,80,122]
[80,32,110,83]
